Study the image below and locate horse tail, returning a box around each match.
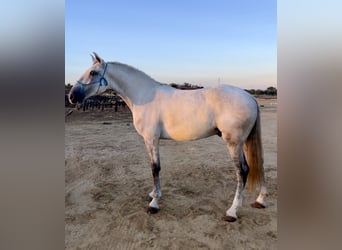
[244,104,264,190]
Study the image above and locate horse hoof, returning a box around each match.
[147,207,159,214]
[251,201,266,209]
[222,215,237,222]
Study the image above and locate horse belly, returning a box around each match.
[161,111,216,141]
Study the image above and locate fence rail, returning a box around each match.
[65,95,126,112]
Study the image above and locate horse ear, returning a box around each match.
[92,52,104,64]
[90,54,96,64]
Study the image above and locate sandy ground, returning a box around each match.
[65,98,277,249]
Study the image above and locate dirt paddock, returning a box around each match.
[65,98,277,249]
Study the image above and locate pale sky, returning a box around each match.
[66,0,276,89]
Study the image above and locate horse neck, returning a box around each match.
[106,62,158,109]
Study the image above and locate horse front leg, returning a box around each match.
[222,141,249,222]
[144,137,161,214]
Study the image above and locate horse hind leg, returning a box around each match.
[222,139,249,222]
[242,133,267,209]
[251,167,267,209]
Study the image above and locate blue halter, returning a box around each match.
[77,63,108,94]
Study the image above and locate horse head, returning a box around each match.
[68,52,109,104]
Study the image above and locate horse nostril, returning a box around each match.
[68,85,85,104]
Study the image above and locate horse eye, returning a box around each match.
[90,71,98,76]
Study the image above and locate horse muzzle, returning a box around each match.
[68,84,85,104]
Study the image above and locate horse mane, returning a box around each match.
[108,61,160,85]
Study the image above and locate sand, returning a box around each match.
[65,98,277,249]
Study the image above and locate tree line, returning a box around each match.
[244,86,277,96]
[169,82,204,90]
